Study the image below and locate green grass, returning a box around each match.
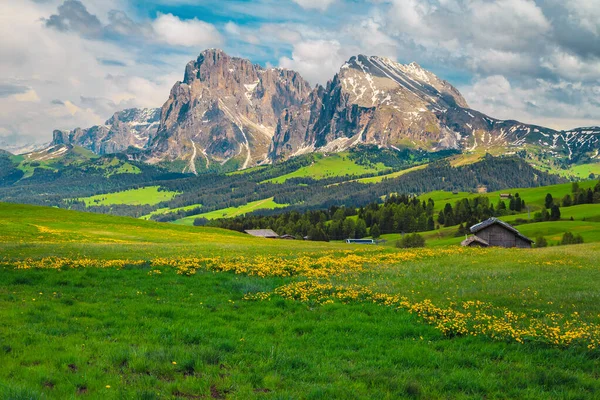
[263,153,388,184]
[376,203,600,248]
[332,164,428,185]
[226,165,268,176]
[104,160,141,177]
[421,181,598,212]
[76,186,180,207]
[2,203,600,398]
[173,198,288,225]
[562,162,600,179]
[140,203,203,220]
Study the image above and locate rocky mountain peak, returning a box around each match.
[338,54,469,109]
[45,50,600,171]
[147,49,311,171]
[51,108,160,155]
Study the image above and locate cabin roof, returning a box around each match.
[461,235,489,247]
[470,217,534,243]
[245,229,279,238]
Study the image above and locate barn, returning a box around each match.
[462,218,534,248]
[244,229,279,239]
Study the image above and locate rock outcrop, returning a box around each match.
[51,108,160,154]
[146,49,311,171]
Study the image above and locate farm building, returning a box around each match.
[279,234,296,240]
[461,218,534,248]
[245,229,279,239]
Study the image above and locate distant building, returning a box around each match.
[345,239,376,245]
[278,234,296,240]
[500,194,512,199]
[461,218,533,248]
[460,236,489,248]
[245,229,279,239]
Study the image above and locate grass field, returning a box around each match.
[2,203,600,399]
[173,198,288,225]
[377,203,600,248]
[563,162,600,179]
[263,153,388,184]
[141,203,204,220]
[421,180,598,213]
[332,164,428,185]
[77,186,180,207]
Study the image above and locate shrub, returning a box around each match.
[396,233,426,248]
[561,232,584,245]
[535,236,548,248]
[193,217,209,226]
[370,223,381,239]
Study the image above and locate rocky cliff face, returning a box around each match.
[47,50,600,171]
[52,108,160,155]
[270,54,600,164]
[146,49,311,172]
[269,55,472,159]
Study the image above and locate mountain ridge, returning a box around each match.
[34,48,600,173]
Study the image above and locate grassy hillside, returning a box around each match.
[376,203,600,248]
[263,153,389,184]
[173,197,288,225]
[141,203,204,220]
[77,186,180,207]
[421,180,597,212]
[563,163,600,179]
[2,203,600,398]
[332,164,428,185]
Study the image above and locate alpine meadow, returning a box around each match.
[2,1,600,399]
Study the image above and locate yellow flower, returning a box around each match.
[172,361,177,365]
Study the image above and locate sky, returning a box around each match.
[1,0,599,145]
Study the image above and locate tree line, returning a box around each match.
[203,194,436,242]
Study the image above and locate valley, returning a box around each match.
[4,0,600,397]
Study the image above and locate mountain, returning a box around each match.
[145,48,311,172]
[51,108,160,155]
[0,137,48,155]
[45,49,600,172]
[270,55,600,165]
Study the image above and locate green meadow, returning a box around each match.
[173,198,288,225]
[375,203,600,248]
[421,180,598,213]
[563,163,600,179]
[263,153,388,184]
[1,202,600,399]
[77,186,180,207]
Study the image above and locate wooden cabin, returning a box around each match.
[462,218,533,248]
[244,229,279,239]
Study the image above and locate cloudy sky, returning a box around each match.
[1,0,599,144]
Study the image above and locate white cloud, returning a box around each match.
[13,89,41,103]
[564,0,600,36]
[152,13,223,48]
[541,49,600,81]
[462,75,600,130]
[0,2,192,142]
[293,0,336,11]
[279,40,346,85]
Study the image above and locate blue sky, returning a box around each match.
[1,0,599,145]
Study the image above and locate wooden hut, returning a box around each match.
[460,236,489,247]
[462,218,533,248]
[244,229,279,239]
